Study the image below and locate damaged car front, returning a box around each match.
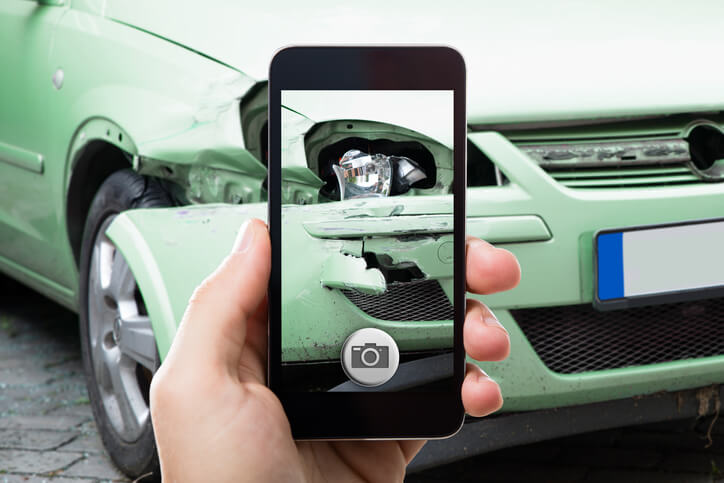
[63,0,724,475]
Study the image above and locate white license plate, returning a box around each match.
[595,219,724,309]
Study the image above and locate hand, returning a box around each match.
[150,219,520,482]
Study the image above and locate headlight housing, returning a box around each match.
[333,149,427,200]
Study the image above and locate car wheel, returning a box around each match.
[79,170,172,481]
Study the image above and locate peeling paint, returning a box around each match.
[320,252,386,295]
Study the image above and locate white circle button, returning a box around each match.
[340,328,400,387]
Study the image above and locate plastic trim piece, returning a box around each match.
[466,215,551,244]
[0,140,44,174]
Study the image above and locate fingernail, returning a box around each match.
[466,238,485,251]
[233,220,255,253]
[482,311,504,330]
[477,368,495,383]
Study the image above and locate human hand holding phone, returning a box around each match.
[150,219,519,482]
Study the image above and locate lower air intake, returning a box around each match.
[342,279,453,321]
[512,298,724,374]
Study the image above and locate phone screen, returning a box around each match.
[279,89,456,393]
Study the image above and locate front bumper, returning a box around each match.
[468,132,724,412]
[106,131,724,413]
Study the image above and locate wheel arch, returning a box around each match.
[65,118,139,267]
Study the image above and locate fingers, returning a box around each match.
[165,219,271,381]
[460,238,514,417]
[461,363,503,417]
[399,440,426,465]
[466,237,521,295]
[464,299,510,361]
[462,299,508,416]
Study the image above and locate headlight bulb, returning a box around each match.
[333,149,427,200]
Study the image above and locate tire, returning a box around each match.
[79,170,172,481]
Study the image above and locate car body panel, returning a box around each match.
[106,203,267,359]
[0,2,255,310]
[0,2,70,304]
[73,0,724,123]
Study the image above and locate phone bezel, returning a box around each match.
[268,46,466,439]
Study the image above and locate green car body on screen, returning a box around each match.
[2,0,724,478]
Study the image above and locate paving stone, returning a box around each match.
[56,433,105,455]
[43,402,93,422]
[72,420,97,435]
[585,469,713,483]
[0,368,54,386]
[0,359,26,371]
[0,383,88,417]
[0,415,88,432]
[0,476,83,483]
[62,454,129,481]
[0,430,78,451]
[0,450,81,474]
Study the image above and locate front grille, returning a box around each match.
[546,163,700,188]
[512,298,724,374]
[341,279,454,321]
[515,137,703,188]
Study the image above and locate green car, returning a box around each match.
[3,0,724,478]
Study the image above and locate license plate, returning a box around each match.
[594,219,724,310]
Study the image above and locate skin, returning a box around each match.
[150,219,521,482]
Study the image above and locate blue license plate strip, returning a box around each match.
[594,218,724,311]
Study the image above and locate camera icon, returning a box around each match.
[341,328,400,387]
[351,343,390,369]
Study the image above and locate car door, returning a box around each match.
[0,1,69,289]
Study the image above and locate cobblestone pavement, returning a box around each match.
[0,275,129,482]
[4,273,724,482]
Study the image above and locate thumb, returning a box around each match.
[167,218,271,381]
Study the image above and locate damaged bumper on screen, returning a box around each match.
[105,201,550,366]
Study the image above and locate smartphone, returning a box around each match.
[268,46,466,439]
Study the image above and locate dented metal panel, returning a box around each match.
[320,252,386,295]
[364,235,454,280]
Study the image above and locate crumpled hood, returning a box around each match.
[81,0,724,124]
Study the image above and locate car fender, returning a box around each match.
[56,8,260,199]
[105,203,267,360]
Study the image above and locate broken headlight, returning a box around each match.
[332,149,427,200]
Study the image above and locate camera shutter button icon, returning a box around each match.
[341,328,400,387]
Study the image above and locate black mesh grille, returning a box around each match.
[342,279,453,321]
[512,298,724,374]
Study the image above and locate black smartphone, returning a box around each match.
[268,46,466,439]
